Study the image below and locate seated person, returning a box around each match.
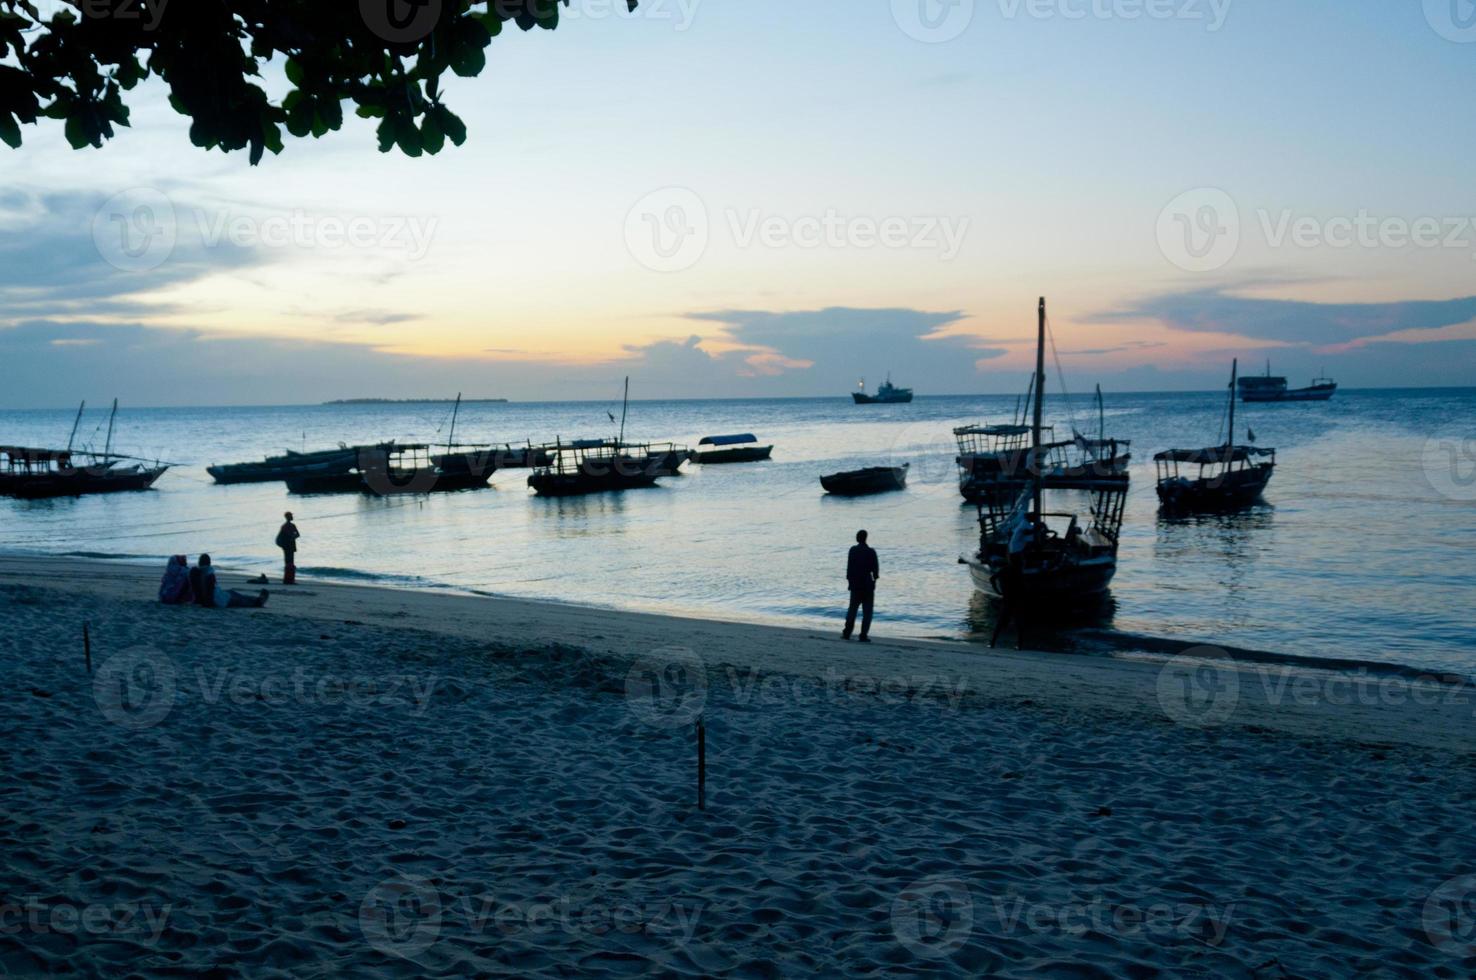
[158,555,194,605]
[191,554,269,608]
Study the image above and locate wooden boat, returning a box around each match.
[0,400,168,499]
[287,443,494,495]
[285,445,392,494]
[289,400,494,496]
[486,443,556,469]
[1238,361,1336,402]
[527,439,663,496]
[526,378,688,495]
[959,298,1128,607]
[852,374,913,404]
[820,464,908,496]
[1156,359,1275,512]
[207,443,394,484]
[955,382,1129,504]
[693,433,774,464]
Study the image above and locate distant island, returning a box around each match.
[322,398,509,405]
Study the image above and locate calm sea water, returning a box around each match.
[2,390,1473,672]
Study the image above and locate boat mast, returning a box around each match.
[447,392,461,453]
[66,400,85,452]
[617,376,629,447]
[1096,383,1104,445]
[1227,359,1237,450]
[1032,298,1046,519]
[103,398,118,459]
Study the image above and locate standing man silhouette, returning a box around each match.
[276,511,300,585]
[842,529,880,642]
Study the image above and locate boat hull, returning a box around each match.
[1241,383,1336,402]
[0,465,168,498]
[851,392,913,404]
[527,470,660,496]
[693,445,774,464]
[287,467,493,495]
[820,465,908,496]
[643,448,692,477]
[1156,463,1273,512]
[962,552,1117,606]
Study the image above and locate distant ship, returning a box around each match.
[1237,362,1337,402]
[852,374,914,404]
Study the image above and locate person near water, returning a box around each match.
[842,529,880,642]
[276,511,300,584]
[158,555,194,605]
[190,554,269,608]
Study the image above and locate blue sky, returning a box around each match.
[3,0,1475,404]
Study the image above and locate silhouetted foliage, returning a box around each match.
[0,0,633,164]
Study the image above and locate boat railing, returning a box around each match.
[538,440,669,479]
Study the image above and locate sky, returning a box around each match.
[4,0,1476,406]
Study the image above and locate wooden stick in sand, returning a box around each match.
[696,716,706,811]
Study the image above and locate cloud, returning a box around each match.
[1059,340,1167,357]
[1098,284,1476,349]
[681,307,1005,390]
[0,189,259,321]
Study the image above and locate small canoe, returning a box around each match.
[819,464,908,496]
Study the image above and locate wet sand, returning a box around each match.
[1,556,1473,976]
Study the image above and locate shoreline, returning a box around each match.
[9,550,1467,688]
[4,554,1475,973]
[2,555,1471,755]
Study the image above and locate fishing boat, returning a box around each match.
[285,445,392,494]
[527,439,663,496]
[851,375,914,404]
[819,464,909,496]
[287,443,493,495]
[954,383,1130,504]
[426,393,499,485]
[959,299,1128,606]
[488,442,557,469]
[0,400,169,499]
[207,443,395,484]
[1155,360,1276,511]
[527,379,673,496]
[1238,361,1336,402]
[693,433,774,464]
[288,399,494,495]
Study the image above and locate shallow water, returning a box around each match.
[2,389,1473,672]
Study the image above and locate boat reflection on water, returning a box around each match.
[528,487,639,533]
[963,588,1116,648]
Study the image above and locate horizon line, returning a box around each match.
[2,383,1473,412]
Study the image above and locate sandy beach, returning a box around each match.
[2,556,1474,976]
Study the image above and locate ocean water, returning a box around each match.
[2,390,1473,672]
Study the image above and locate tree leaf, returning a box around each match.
[421,113,444,154]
